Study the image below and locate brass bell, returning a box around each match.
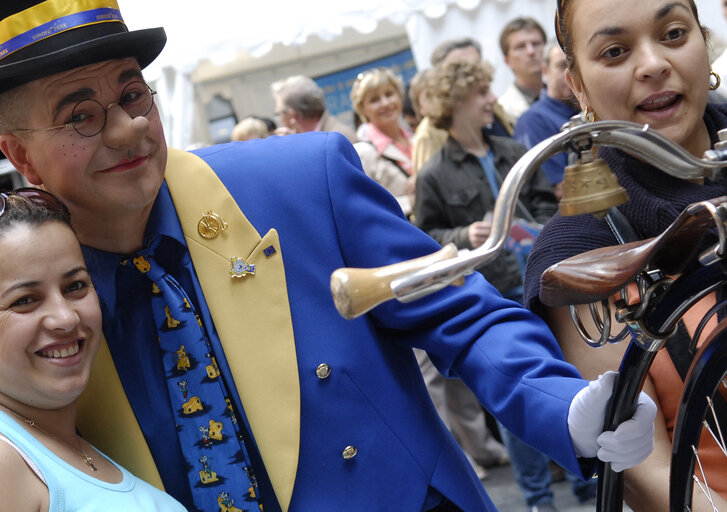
[559,151,628,218]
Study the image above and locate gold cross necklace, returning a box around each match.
[1,406,97,471]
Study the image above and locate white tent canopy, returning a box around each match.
[119,0,512,77]
[118,0,727,148]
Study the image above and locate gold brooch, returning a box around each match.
[197,211,228,239]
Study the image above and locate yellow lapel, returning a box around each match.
[78,148,300,511]
[77,336,164,488]
[165,148,300,510]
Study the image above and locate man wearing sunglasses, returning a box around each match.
[0,2,656,512]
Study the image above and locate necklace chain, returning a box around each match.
[3,407,97,472]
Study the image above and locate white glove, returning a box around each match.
[568,371,657,472]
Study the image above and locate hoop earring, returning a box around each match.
[584,106,597,123]
[710,68,721,91]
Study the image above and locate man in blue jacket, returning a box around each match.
[514,41,580,201]
[0,2,656,511]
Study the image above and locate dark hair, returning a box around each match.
[0,192,72,237]
[252,116,277,134]
[557,0,708,72]
[430,37,482,66]
[499,17,547,57]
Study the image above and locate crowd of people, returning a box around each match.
[0,0,725,511]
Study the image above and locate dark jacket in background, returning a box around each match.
[415,131,557,292]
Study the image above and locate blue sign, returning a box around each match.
[314,49,417,116]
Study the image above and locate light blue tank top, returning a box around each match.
[0,411,187,512]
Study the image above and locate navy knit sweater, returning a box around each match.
[524,103,727,316]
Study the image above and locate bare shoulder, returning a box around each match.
[0,439,48,511]
[545,303,628,380]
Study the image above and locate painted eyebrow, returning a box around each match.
[118,68,144,84]
[53,88,94,120]
[0,266,89,297]
[587,2,691,46]
[51,67,145,120]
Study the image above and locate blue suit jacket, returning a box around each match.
[79,132,589,512]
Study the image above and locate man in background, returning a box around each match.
[514,41,580,200]
[271,74,358,142]
[496,17,547,132]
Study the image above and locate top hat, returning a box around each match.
[0,0,166,94]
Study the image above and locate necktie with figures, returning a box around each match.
[125,238,263,512]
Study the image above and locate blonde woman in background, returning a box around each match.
[351,68,414,217]
[231,117,270,142]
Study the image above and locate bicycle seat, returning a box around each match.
[540,197,727,307]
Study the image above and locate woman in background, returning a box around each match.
[351,67,415,217]
[415,58,556,301]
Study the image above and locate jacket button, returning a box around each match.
[316,363,331,379]
[342,446,357,460]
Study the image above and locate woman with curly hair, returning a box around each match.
[414,59,556,299]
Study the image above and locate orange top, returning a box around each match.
[649,293,726,499]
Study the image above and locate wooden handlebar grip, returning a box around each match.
[331,243,463,319]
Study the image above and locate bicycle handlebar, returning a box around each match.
[331,117,727,319]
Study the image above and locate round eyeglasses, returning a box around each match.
[13,81,157,138]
